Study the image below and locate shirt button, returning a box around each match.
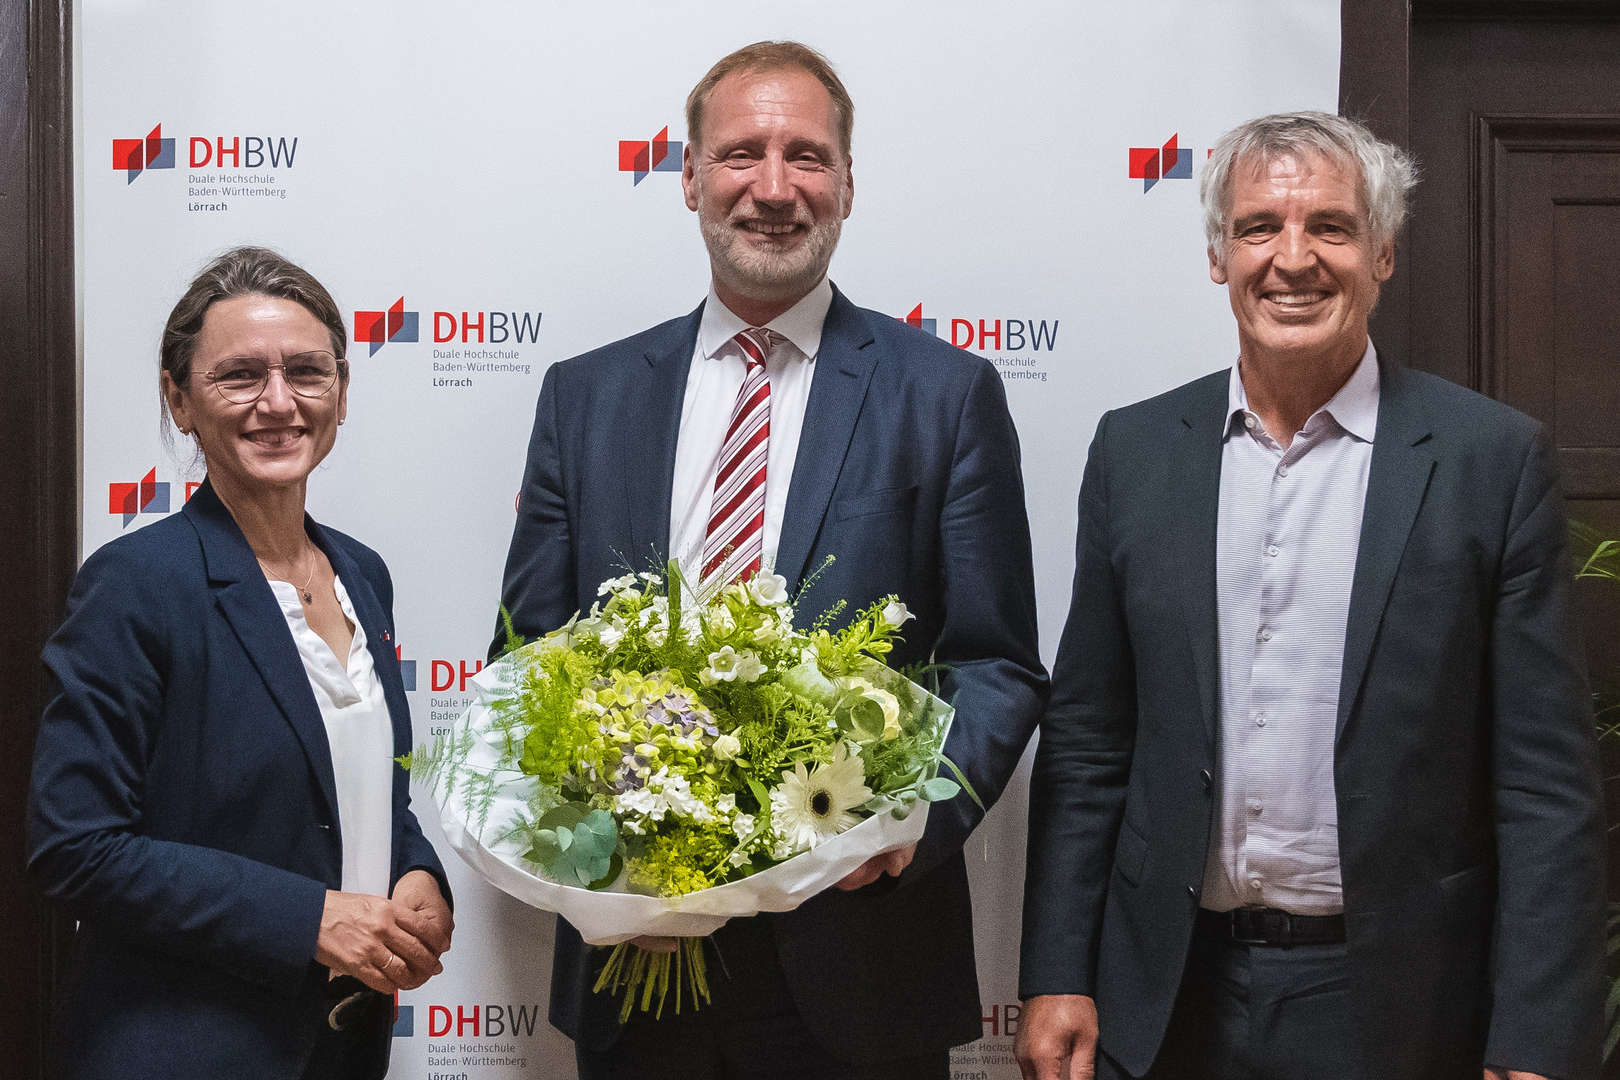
[1256,626,1272,643]
[1256,714,1267,727]
[1250,875,1263,891]
[1265,544,1279,557]
[1277,464,1290,477]
[1244,413,1257,430]
[1248,799,1263,816]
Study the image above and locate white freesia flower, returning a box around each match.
[769,742,871,854]
[707,605,737,635]
[598,623,625,649]
[882,600,915,628]
[731,812,755,837]
[598,573,637,597]
[748,572,789,607]
[616,768,709,824]
[713,734,742,760]
[732,650,765,683]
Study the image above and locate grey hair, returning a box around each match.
[1200,111,1417,261]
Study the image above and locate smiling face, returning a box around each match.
[682,66,853,317]
[1211,150,1394,371]
[164,294,346,503]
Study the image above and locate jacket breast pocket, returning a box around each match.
[1114,820,1148,888]
[835,485,918,522]
[1396,551,1479,596]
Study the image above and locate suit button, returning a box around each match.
[1200,769,1212,792]
[1187,885,1198,900]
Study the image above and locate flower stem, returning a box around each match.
[592,939,711,1021]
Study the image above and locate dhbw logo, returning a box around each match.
[353,302,543,349]
[109,469,200,528]
[395,647,417,692]
[897,304,937,336]
[355,298,420,356]
[619,125,682,186]
[112,124,175,184]
[1129,133,1193,192]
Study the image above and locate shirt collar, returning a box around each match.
[698,276,834,363]
[1227,338,1380,443]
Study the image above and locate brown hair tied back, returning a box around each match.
[159,246,348,437]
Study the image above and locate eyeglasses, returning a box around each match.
[197,351,348,404]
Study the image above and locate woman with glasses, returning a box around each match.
[28,247,453,1080]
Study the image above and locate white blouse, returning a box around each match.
[269,575,393,897]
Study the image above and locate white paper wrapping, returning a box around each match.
[431,653,952,945]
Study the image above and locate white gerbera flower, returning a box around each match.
[769,743,871,854]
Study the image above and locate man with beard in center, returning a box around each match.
[495,39,1047,1080]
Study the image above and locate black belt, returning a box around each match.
[1197,906,1346,947]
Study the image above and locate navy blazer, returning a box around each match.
[28,479,449,1080]
[497,285,1050,1062]
[1020,359,1606,1080]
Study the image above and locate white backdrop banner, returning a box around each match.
[76,3,1339,1076]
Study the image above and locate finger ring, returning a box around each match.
[384,953,398,970]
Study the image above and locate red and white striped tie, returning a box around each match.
[701,327,777,587]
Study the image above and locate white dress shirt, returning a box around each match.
[1201,340,1379,915]
[271,575,393,897]
[668,277,833,575]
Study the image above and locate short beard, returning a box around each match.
[699,194,844,305]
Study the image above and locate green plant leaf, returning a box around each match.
[920,776,960,802]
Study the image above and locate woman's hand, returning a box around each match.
[391,870,454,957]
[314,886,447,994]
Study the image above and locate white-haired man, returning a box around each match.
[1016,112,1604,1080]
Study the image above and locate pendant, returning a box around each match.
[303,590,313,603]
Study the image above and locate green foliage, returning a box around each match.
[524,803,623,889]
[1571,522,1620,1062]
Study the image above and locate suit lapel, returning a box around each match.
[185,481,340,822]
[776,288,877,593]
[1337,361,1435,740]
[1177,374,1230,749]
[624,303,703,571]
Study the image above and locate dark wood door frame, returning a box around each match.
[0,0,77,1075]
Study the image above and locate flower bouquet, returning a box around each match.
[412,563,969,1019]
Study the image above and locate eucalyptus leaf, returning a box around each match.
[845,696,885,741]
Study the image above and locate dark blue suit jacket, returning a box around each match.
[28,479,449,1080]
[1020,359,1606,1079]
[497,286,1049,1062]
